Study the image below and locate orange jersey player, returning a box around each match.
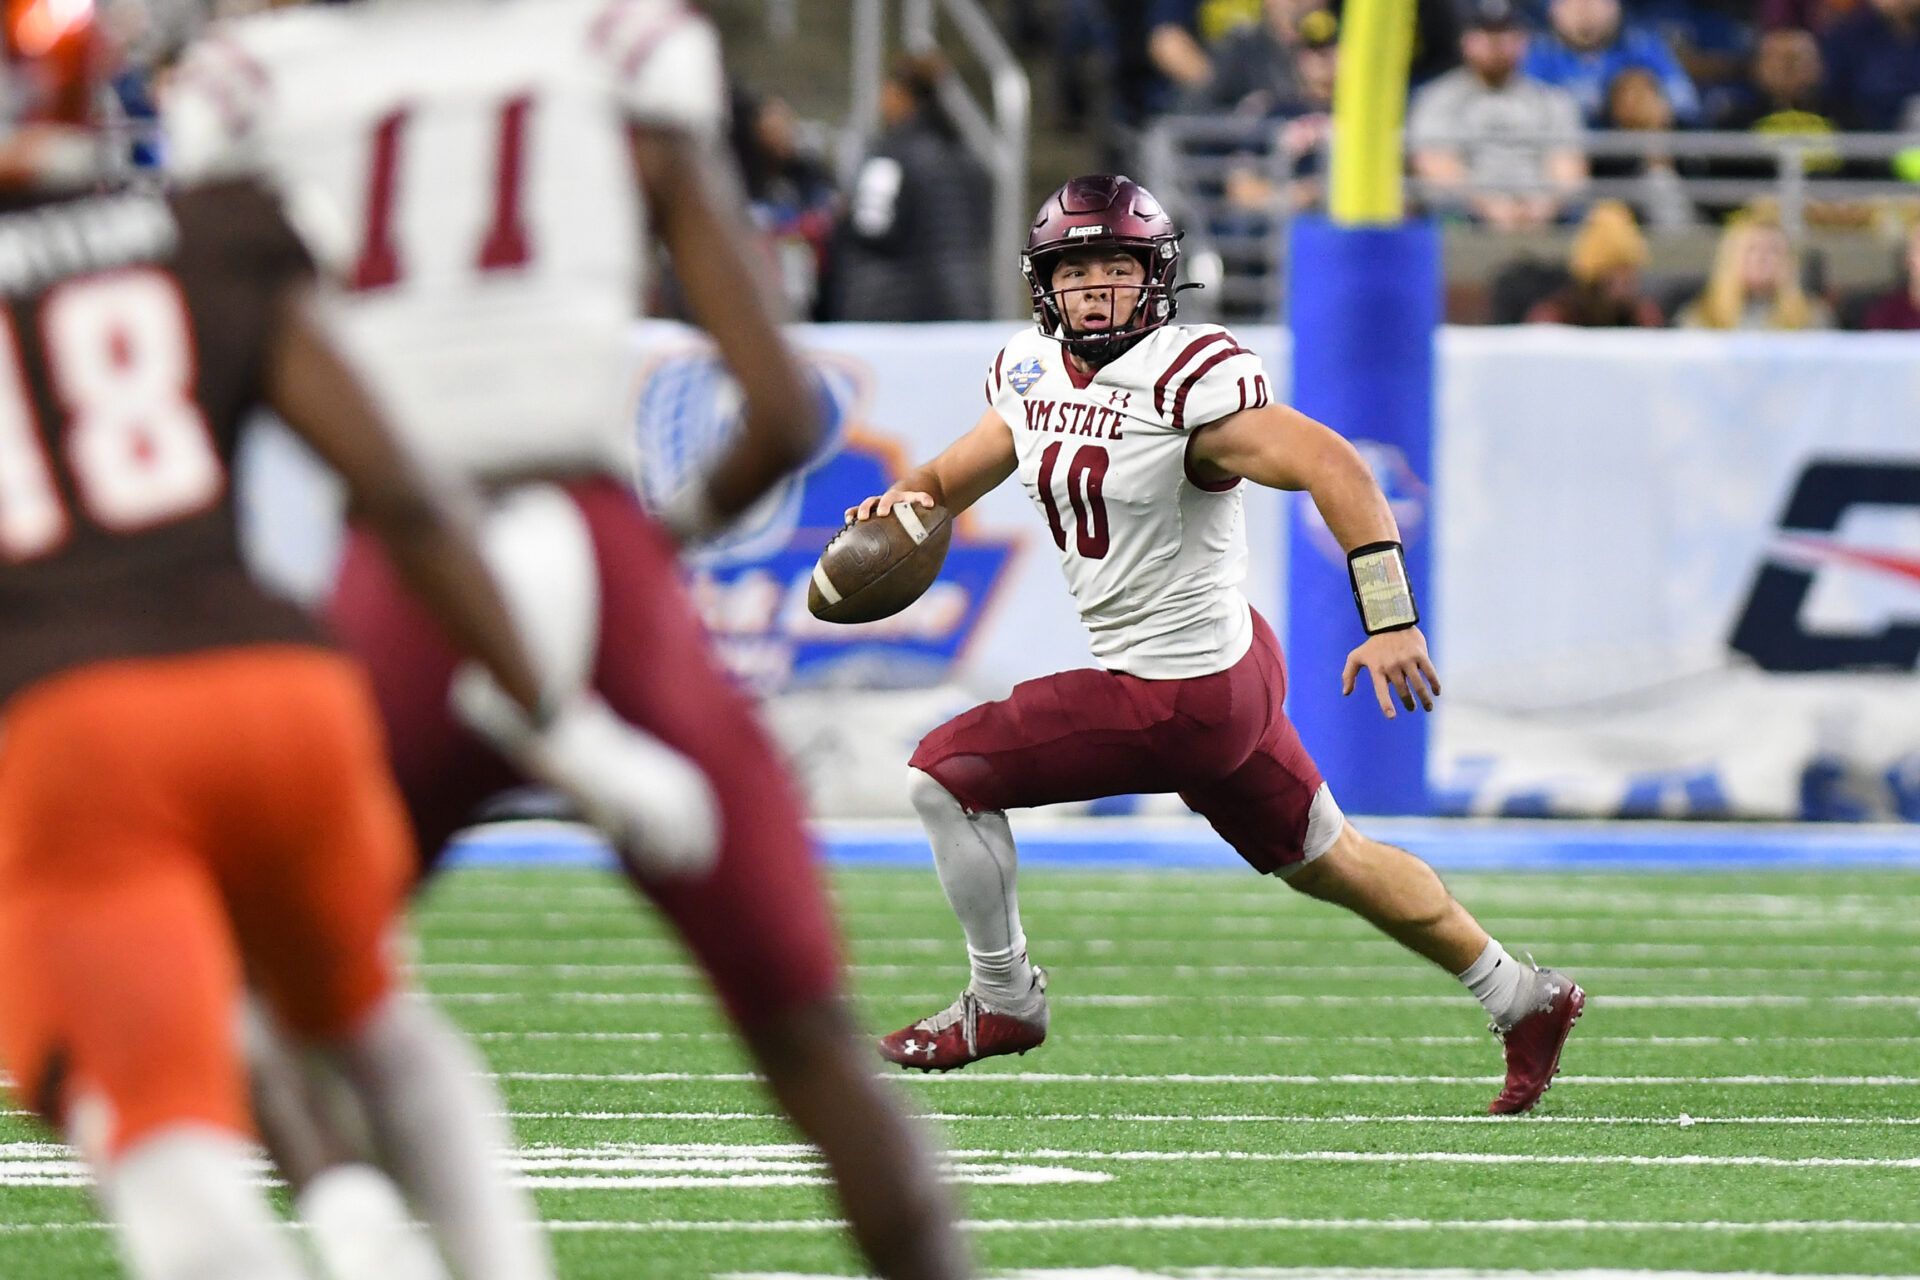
[0,7,695,1280]
[164,2,971,1277]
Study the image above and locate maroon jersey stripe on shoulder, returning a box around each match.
[202,34,271,94]
[171,67,251,135]
[618,3,697,79]
[1171,346,1252,433]
[1153,331,1232,416]
[994,345,1005,393]
[586,0,639,48]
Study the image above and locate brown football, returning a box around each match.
[808,502,953,624]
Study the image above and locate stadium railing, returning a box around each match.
[848,0,1031,320]
[1142,116,1920,322]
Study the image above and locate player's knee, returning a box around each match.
[1276,786,1353,898]
[907,767,964,823]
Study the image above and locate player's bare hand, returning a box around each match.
[845,490,935,523]
[1341,627,1442,720]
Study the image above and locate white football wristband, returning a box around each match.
[1347,541,1419,635]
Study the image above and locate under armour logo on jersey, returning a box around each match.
[1107,389,1132,410]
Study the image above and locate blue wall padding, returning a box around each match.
[1284,216,1441,815]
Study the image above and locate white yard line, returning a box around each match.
[0,1144,1110,1190]
[8,1214,1920,1237]
[721,1270,1920,1280]
[427,991,1920,1008]
[418,911,1920,935]
[465,1031,1920,1048]
[499,1111,1920,1126]
[424,936,1920,959]
[416,962,1902,983]
[18,1141,1917,1186]
[425,888,1920,920]
[430,884,1920,914]
[544,1216,1920,1235]
[935,1149,1920,1170]
[492,1070,1920,1086]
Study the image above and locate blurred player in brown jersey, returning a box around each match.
[0,5,726,1278]
[164,2,970,1278]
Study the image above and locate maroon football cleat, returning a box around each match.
[878,970,1048,1072]
[1488,967,1585,1115]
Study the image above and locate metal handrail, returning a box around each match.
[902,0,1030,320]
[1143,118,1920,320]
[862,0,1030,320]
[1149,117,1920,252]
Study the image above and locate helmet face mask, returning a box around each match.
[1023,175,1182,367]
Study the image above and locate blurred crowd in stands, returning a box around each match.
[125,0,1920,329]
[744,0,1920,329]
[732,53,994,322]
[1037,0,1920,328]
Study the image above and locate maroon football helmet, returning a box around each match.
[1022,174,1183,365]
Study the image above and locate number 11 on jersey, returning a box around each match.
[351,94,537,291]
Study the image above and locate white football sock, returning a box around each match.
[1459,938,1537,1029]
[908,767,1036,1007]
[330,996,555,1280]
[297,1162,451,1280]
[99,1125,310,1280]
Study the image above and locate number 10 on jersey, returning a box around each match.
[1037,441,1110,560]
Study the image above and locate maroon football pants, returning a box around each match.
[330,478,842,1026]
[911,610,1328,874]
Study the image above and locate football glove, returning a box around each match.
[450,667,720,878]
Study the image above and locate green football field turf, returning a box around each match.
[3,864,1918,1279]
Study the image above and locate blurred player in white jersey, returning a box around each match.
[854,176,1585,1113]
[165,4,969,1279]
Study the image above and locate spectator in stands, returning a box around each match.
[1222,9,1338,215]
[1407,0,1587,230]
[1628,0,1756,124]
[1820,0,1920,131]
[1602,68,1700,229]
[1149,0,1264,103]
[1166,0,1456,110]
[1200,0,1323,114]
[1526,200,1668,325]
[1729,27,1837,133]
[1525,0,1701,125]
[828,53,993,322]
[1859,221,1920,328]
[731,87,840,320]
[1677,207,1834,329]
[1762,0,1863,33]
[1053,0,1166,166]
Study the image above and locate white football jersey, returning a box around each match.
[163,0,724,480]
[986,323,1272,680]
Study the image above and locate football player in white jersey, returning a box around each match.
[856,176,1584,1113]
[164,4,969,1280]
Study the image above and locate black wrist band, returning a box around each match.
[1347,540,1419,635]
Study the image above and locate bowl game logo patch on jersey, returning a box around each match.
[629,341,1018,693]
[1006,356,1045,396]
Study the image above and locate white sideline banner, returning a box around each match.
[1433,329,1920,820]
[239,324,1920,821]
